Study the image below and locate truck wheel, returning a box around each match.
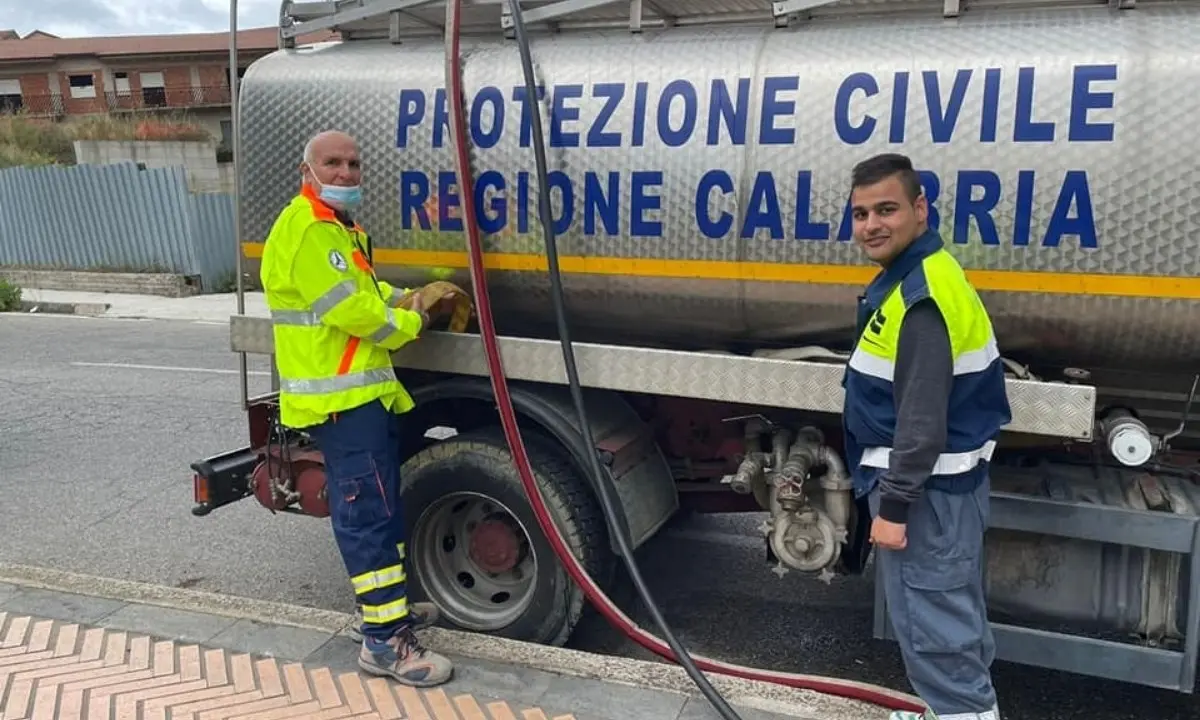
[400,428,612,647]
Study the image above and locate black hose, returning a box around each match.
[504,3,743,718]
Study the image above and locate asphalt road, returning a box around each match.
[2,311,1197,720]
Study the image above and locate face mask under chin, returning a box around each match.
[308,165,363,210]
[319,184,362,209]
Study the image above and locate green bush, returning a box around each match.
[0,279,22,312]
[0,143,57,168]
[0,115,74,166]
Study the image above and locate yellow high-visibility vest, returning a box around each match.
[260,185,424,429]
[842,229,1012,497]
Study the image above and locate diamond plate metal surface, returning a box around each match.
[240,1,1200,376]
[229,316,1096,439]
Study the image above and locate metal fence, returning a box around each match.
[3,85,233,117]
[0,162,236,289]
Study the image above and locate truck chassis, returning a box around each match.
[193,317,1200,693]
[191,0,1200,698]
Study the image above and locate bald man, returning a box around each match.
[259,130,453,687]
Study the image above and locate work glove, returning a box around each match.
[397,281,474,333]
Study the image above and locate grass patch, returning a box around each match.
[69,114,212,142]
[0,113,214,169]
[0,116,74,166]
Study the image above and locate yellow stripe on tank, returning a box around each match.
[241,242,1200,301]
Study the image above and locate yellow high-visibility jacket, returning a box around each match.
[260,185,424,429]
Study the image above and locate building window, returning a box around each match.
[139,71,167,107]
[68,74,96,99]
[0,78,22,113]
[223,66,248,86]
[113,72,131,95]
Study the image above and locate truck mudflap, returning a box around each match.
[190,447,258,516]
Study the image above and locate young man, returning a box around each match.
[259,130,454,687]
[840,153,1011,720]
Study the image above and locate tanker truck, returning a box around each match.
[191,0,1200,694]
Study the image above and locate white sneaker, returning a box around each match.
[890,710,999,720]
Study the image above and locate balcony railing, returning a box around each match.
[1,92,63,116]
[106,84,233,111]
[0,85,233,117]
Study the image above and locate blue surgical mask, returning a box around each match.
[307,164,363,209]
[319,183,362,209]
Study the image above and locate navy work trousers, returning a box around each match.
[308,399,410,642]
[871,479,999,719]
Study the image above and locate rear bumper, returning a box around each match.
[190,446,259,516]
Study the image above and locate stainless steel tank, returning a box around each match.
[237,2,1200,375]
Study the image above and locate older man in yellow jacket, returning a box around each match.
[259,129,453,687]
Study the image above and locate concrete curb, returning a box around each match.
[0,562,901,719]
[15,300,110,316]
[0,269,201,298]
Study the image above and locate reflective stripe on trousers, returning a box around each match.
[361,598,409,625]
[351,565,406,594]
[860,440,996,476]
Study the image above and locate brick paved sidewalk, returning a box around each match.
[0,580,837,720]
[0,610,578,719]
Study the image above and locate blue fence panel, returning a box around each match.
[0,162,236,290]
[190,192,238,287]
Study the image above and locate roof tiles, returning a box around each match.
[0,26,338,63]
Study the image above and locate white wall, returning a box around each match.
[72,139,227,193]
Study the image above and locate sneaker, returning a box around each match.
[889,709,997,720]
[358,626,454,687]
[344,602,439,642]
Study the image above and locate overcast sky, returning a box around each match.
[6,0,280,37]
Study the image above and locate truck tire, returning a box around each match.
[399,428,612,647]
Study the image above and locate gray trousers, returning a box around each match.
[870,479,999,718]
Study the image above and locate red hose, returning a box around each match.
[442,1,923,713]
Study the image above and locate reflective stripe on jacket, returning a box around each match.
[841,228,1012,497]
[260,185,424,429]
